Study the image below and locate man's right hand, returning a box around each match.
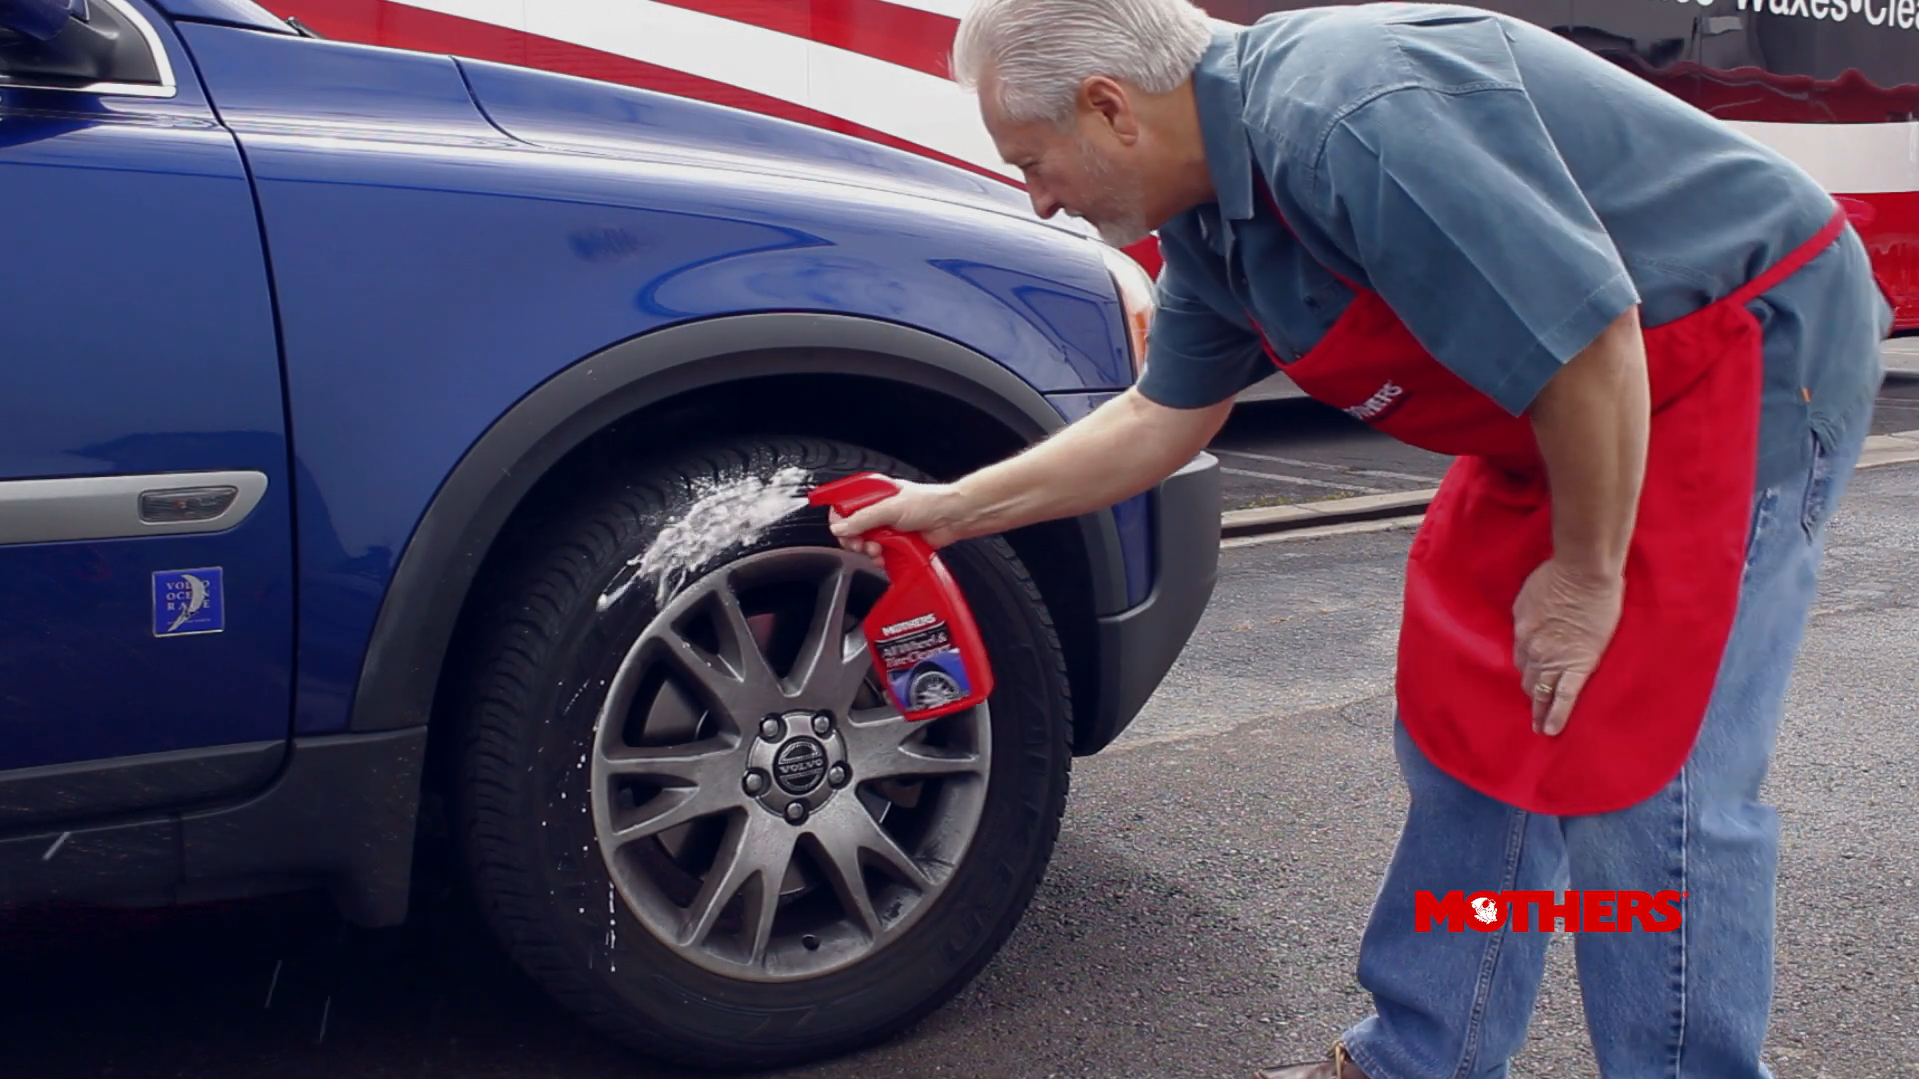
[828,479,972,556]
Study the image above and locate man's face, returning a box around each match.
[980,76,1154,248]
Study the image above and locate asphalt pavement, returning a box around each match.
[2,402,1915,1079]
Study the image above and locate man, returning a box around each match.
[829,0,1889,1076]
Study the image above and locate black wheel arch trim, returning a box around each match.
[348,312,1130,735]
[1080,451,1221,755]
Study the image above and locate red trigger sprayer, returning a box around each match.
[807,472,994,721]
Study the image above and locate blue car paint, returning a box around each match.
[0,15,294,770]
[0,2,1153,774]
[455,61,1129,385]
[454,55,1032,219]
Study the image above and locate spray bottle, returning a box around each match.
[807,472,994,721]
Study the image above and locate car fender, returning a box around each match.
[347,312,1130,734]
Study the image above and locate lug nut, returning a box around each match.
[811,713,833,737]
[783,801,809,824]
[827,763,850,788]
[759,716,784,742]
[742,770,768,796]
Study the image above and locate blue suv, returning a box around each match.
[0,0,1220,1067]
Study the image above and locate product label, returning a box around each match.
[875,617,973,713]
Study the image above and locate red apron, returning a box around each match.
[1246,188,1853,816]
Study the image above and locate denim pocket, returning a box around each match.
[1800,428,1839,541]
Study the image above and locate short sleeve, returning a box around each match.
[1135,222,1270,409]
[1311,85,1641,415]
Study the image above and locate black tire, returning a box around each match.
[456,435,1072,1070]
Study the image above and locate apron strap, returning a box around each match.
[1725,205,1850,308]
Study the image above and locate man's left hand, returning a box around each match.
[1513,559,1626,736]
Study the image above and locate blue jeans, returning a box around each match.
[1342,417,1869,1079]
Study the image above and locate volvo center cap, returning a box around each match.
[773,737,828,795]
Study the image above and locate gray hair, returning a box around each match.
[952,0,1214,125]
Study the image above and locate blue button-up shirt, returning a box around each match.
[1139,2,1889,489]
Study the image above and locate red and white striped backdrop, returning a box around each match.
[258,0,1919,325]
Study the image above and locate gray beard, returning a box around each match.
[1092,214,1151,248]
[1074,135,1150,248]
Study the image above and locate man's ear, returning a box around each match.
[1080,76,1139,144]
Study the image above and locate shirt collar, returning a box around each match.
[1193,26,1254,225]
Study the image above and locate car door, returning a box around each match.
[0,0,295,828]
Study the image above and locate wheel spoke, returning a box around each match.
[787,565,867,708]
[846,713,987,783]
[680,815,794,951]
[811,805,878,936]
[597,738,740,845]
[654,583,780,714]
[606,786,733,844]
[679,816,752,948]
[743,866,782,965]
[813,799,932,939]
[658,632,756,716]
[711,582,781,698]
[850,809,932,891]
[820,636,878,714]
[599,739,737,787]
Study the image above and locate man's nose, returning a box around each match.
[1028,186,1061,220]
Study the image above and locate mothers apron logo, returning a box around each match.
[1415,889,1686,933]
[1342,380,1406,422]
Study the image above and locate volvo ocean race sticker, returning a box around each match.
[152,568,225,636]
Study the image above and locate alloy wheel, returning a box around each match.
[589,547,991,980]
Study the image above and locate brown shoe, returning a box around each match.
[1254,1041,1370,1079]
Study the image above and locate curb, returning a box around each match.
[1220,488,1433,538]
[1856,429,1919,469]
[1219,428,1919,545]
[1881,338,1919,376]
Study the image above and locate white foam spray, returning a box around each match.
[597,466,812,613]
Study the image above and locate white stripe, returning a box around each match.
[393,0,1019,180]
[1212,447,1442,485]
[880,0,971,16]
[1725,119,1919,194]
[1218,466,1388,494]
